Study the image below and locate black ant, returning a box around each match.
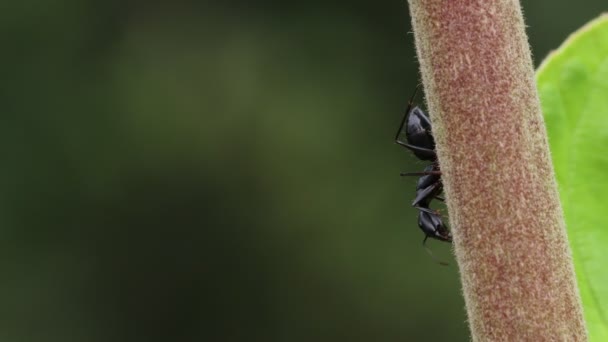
[395,86,452,264]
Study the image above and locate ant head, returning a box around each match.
[434,229,452,243]
[418,210,452,243]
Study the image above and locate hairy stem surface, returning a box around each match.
[407,0,587,340]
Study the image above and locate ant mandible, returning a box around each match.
[395,85,452,263]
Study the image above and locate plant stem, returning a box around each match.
[407,0,587,340]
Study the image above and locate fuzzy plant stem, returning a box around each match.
[407,0,587,340]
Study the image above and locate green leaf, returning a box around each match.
[537,14,608,341]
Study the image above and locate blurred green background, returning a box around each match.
[0,1,604,341]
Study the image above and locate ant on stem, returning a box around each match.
[395,85,452,264]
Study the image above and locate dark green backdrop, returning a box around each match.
[0,1,602,341]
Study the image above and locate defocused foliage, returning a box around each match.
[0,1,605,341]
[537,14,608,341]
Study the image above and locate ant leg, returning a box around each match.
[395,140,437,156]
[435,196,445,202]
[417,106,432,127]
[400,171,442,177]
[412,182,442,207]
[414,206,441,215]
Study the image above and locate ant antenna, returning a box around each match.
[394,84,421,142]
[422,236,449,266]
